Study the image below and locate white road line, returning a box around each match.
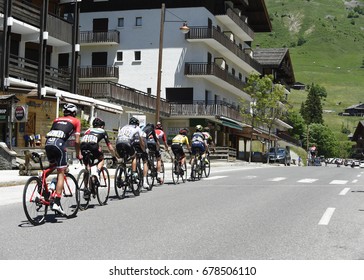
[352,179,358,183]
[269,177,286,182]
[357,174,361,178]
[339,188,350,196]
[203,176,228,180]
[318,208,336,225]
[297,178,318,183]
[330,180,348,185]
[245,175,258,179]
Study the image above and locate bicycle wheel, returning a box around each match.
[146,158,155,191]
[23,176,47,226]
[114,164,127,199]
[97,167,110,205]
[62,173,79,218]
[181,161,187,183]
[190,160,198,181]
[204,157,211,178]
[131,159,142,196]
[77,169,91,210]
[172,160,179,185]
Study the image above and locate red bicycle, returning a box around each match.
[22,152,79,226]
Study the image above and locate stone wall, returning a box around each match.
[0,142,17,170]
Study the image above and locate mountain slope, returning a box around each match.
[254,0,364,140]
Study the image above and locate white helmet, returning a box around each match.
[63,103,77,116]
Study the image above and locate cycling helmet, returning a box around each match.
[129,117,140,126]
[179,128,188,136]
[195,125,203,132]
[92,117,105,128]
[156,121,163,130]
[63,103,77,117]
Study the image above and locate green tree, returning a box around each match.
[300,83,326,125]
[240,74,288,160]
[286,110,305,142]
[302,123,338,157]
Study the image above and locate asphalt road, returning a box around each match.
[1,164,364,260]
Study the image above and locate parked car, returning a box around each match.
[359,161,364,168]
[351,160,360,168]
[265,147,291,166]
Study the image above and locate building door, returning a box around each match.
[92,52,107,77]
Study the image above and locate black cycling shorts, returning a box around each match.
[116,141,135,159]
[147,141,161,158]
[171,143,185,159]
[81,142,103,165]
[45,138,67,169]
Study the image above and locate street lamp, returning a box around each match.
[155,3,190,124]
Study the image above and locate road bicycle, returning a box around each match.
[145,149,165,190]
[171,152,187,184]
[114,151,142,199]
[190,148,210,181]
[77,150,111,210]
[22,152,79,226]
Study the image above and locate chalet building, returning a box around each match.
[0,0,122,149]
[350,121,364,159]
[76,0,296,158]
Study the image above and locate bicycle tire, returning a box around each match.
[172,160,179,184]
[191,160,199,181]
[114,164,127,199]
[77,169,91,210]
[62,173,79,219]
[204,157,211,178]
[131,158,142,196]
[181,161,187,183]
[146,156,155,191]
[97,167,110,205]
[23,176,47,226]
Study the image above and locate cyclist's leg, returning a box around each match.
[46,139,67,215]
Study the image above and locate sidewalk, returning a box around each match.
[0,159,264,188]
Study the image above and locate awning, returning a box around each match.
[221,120,243,131]
[216,115,244,131]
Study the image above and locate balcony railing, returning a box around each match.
[170,101,243,122]
[6,53,71,91]
[185,63,247,92]
[0,0,73,44]
[78,81,170,116]
[225,7,255,39]
[186,26,262,73]
[79,30,120,44]
[78,66,119,79]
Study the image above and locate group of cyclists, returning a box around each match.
[44,103,215,215]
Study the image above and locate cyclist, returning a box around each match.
[80,117,118,181]
[115,117,147,188]
[45,103,81,215]
[142,123,159,186]
[171,128,191,171]
[202,126,216,155]
[155,122,169,182]
[190,124,208,165]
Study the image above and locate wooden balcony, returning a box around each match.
[215,6,255,41]
[79,30,120,45]
[78,66,119,80]
[78,81,170,117]
[0,0,73,44]
[186,26,261,73]
[185,62,247,92]
[170,100,243,122]
[6,53,71,91]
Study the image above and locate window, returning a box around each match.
[147,88,151,95]
[117,18,124,27]
[135,17,142,26]
[134,51,141,61]
[116,51,123,61]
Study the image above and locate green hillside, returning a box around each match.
[254,0,364,141]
